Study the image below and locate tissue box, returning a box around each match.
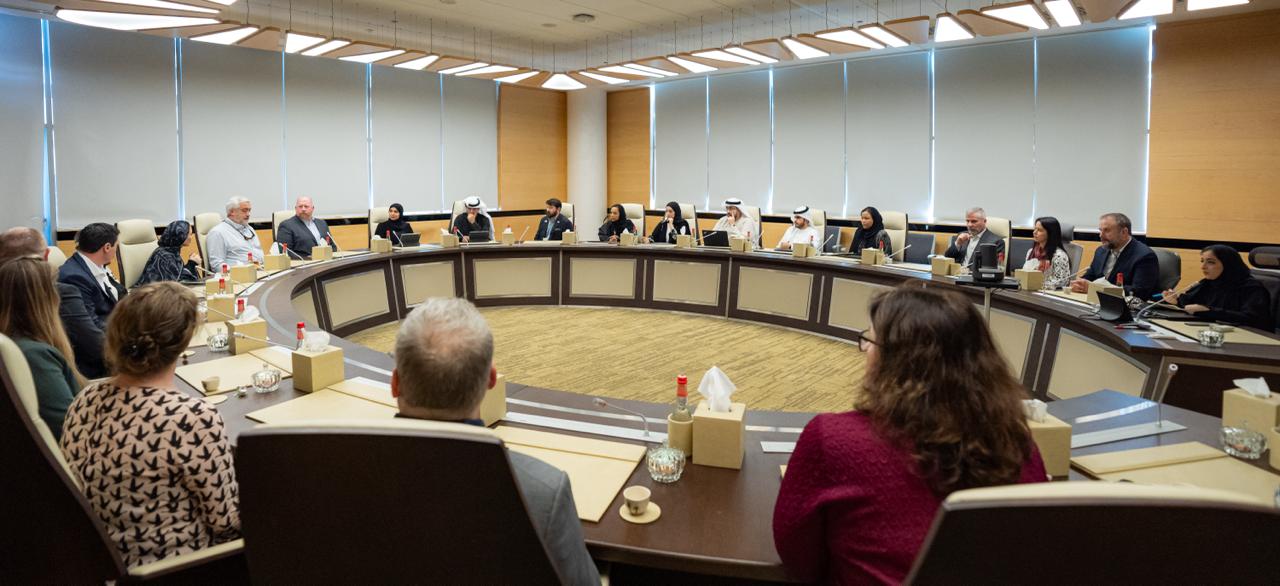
[729,236,748,252]
[501,231,515,246]
[371,238,393,253]
[1086,281,1123,305]
[675,234,693,248]
[930,257,957,276]
[1014,269,1045,292]
[1221,388,1280,433]
[1270,427,1280,472]
[480,374,507,426]
[204,294,236,324]
[229,264,257,285]
[291,346,344,392]
[861,248,885,266]
[311,245,333,261]
[264,253,290,271]
[791,243,817,258]
[692,402,746,469]
[226,318,267,355]
[440,233,459,248]
[205,278,229,296]
[618,233,637,247]
[561,231,577,245]
[1027,414,1072,478]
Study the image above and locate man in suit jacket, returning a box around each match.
[0,227,107,378]
[57,223,125,332]
[944,207,1006,270]
[390,298,599,586]
[1071,212,1160,301]
[535,198,574,242]
[275,197,338,259]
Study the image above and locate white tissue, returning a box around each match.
[503,226,513,234]
[1234,377,1272,398]
[237,306,260,322]
[303,331,331,353]
[1022,399,1048,423]
[697,366,737,413]
[440,228,449,236]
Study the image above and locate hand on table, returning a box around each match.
[1184,304,1210,314]
[1069,278,1089,293]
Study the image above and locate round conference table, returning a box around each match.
[182,242,1280,582]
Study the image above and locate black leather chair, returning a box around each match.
[1248,246,1280,333]
[903,232,936,264]
[236,420,565,584]
[1008,238,1035,271]
[1153,247,1182,291]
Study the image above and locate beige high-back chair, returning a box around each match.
[368,207,390,246]
[46,246,67,270]
[881,211,909,261]
[986,216,1013,270]
[621,203,646,235]
[192,213,220,272]
[741,204,763,245]
[271,210,294,241]
[114,219,157,289]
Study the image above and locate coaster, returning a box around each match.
[204,395,228,406]
[619,502,661,525]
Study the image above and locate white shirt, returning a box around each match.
[713,215,758,241]
[76,252,117,300]
[303,218,323,244]
[206,219,265,270]
[963,229,988,266]
[778,225,822,249]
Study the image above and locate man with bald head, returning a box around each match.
[275,196,337,259]
[0,227,107,378]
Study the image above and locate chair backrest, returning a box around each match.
[984,216,1012,272]
[620,203,646,234]
[673,202,698,228]
[1064,242,1084,272]
[1058,221,1076,243]
[46,246,67,270]
[236,420,562,584]
[114,219,157,289]
[907,482,1280,585]
[881,211,908,261]
[271,210,294,241]
[1249,268,1280,333]
[0,334,124,582]
[193,212,221,271]
[560,202,575,224]
[1249,245,1280,269]
[741,205,763,244]
[1008,238,1035,271]
[368,207,390,246]
[1153,247,1182,291]
[903,232,935,264]
[809,208,827,231]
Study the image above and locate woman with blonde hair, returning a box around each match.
[0,256,83,440]
[60,282,240,567]
[774,284,1045,584]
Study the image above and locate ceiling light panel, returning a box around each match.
[1187,0,1248,10]
[624,63,678,77]
[934,15,975,43]
[861,25,909,48]
[579,71,628,84]
[394,54,439,70]
[599,65,662,78]
[725,46,778,63]
[542,73,585,91]
[495,71,541,83]
[1119,0,1173,19]
[55,9,219,31]
[816,29,883,49]
[191,26,260,45]
[301,39,349,56]
[781,37,829,59]
[98,0,219,13]
[458,65,518,76]
[339,49,405,63]
[439,62,489,74]
[1043,0,1083,26]
[285,32,325,53]
[206,0,237,4]
[981,3,1050,29]
[667,56,717,73]
[691,49,759,65]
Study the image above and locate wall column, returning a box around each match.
[568,88,607,240]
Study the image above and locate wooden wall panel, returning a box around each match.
[499,85,567,211]
[607,88,651,207]
[1148,10,1280,244]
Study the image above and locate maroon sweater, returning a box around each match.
[773,411,1046,584]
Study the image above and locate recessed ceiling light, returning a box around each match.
[981,2,1050,29]
[667,56,716,73]
[440,62,489,74]
[55,9,219,31]
[934,14,975,42]
[191,26,260,45]
[340,49,405,63]
[99,0,219,14]
[725,46,778,63]
[206,0,236,4]
[781,37,828,59]
[579,71,628,84]
[1043,0,1082,26]
[301,39,350,56]
[458,65,518,76]
[623,63,678,77]
[495,71,541,83]
[691,49,760,65]
[816,29,883,49]
[394,54,439,70]
[285,32,325,53]
[1187,0,1248,10]
[860,25,909,48]
[572,13,595,23]
[1118,0,1173,19]
[599,65,662,78]
[542,73,585,90]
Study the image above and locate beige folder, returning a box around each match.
[245,389,398,424]
[328,377,396,407]
[492,426,645,523]
[249,346,296,374]
[1073,442,1280,506]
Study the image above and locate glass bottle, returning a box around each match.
[295,321,306,350]
[218,277,227,295]
[671,375,692,422]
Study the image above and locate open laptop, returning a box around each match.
[468,230,492,243]
[701,230,730,247]
[394,233,421,247]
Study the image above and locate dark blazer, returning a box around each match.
[535,214,574,241]
[451,213,492,239]
[276,216,336,259]
[944,230,1006,269]
[57,282,107,379]
[1082,239,1160,301]
[57,253,124,331]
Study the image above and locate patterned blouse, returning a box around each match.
[1022,247,1073,290]
[60,381,240,567]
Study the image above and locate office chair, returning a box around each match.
[114,219,158,289]
[192,212,221,272]
[368,206,390,247]
[1153,247,1182,291]
[881,211,909,261]
[271,210,295,242]
[903,232,936,264]
[1248,246,1280,333]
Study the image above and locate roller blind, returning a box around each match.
[50,22,179,227]
[846,52,932,220]
[654,78,708,208]
[934,40,1035,225]
[1036,27,1149,232]
[773,62,845,216]
[441,75,497,208]
[371,66,443,213]
[0,14,45,231]
[284,54,368,216]
[708,71,770,210]
[181,41,284,221]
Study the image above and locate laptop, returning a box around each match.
[395,233,421,247]
[468,230,491,243]
[701,230,730,247]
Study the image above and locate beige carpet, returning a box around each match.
[349,306,866,413]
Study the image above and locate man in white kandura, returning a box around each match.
[777,206,822,251]
[713,198,758,244]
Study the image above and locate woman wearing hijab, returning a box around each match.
[451,196,493,242]
[373,203,414,244]
[1163,244,1273,331]
[777,206,822,251]
[647,202,691,244]
[713,198,758,242]
[1021,217,1072,290]
[850,206,891,256]
[135,220,201,286]
[597,204,636,243]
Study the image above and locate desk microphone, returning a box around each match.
[232,332,297,351]
[886,243,912,262]
[201,301,240,321]
[325,232,341,252]
[818,232,836,254]
[389,230,404,247]
[277,243,307,260]
[592,397,652,438]
[517,226,529,243]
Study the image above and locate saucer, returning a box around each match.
[619,502,661,524]
[203,394,228,406]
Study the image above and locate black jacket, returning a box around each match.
[57,282,107,379]
[276,215,336,258]
[944,230,1006,270]
[57,253,124,330]
[1082,239,1160,301]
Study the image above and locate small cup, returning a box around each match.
[622,485,651,517]
[201,376,220,393]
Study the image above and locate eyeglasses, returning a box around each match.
[857,330,878,353]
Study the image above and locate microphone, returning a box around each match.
[390,230,404,246]
[817,232,836,254]
[325,232,341,252]
[1132,285,1189,324]
[276,243,307,260]
[232,332,297,351]
[201,300,240,321]
[516,226,529,243]
[885,243,912,262]
[592,397,652,438]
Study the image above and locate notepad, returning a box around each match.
[493,426,645,523]
[245,389,397,424]
[1072,442,1280,506]
[176,352,293,395]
